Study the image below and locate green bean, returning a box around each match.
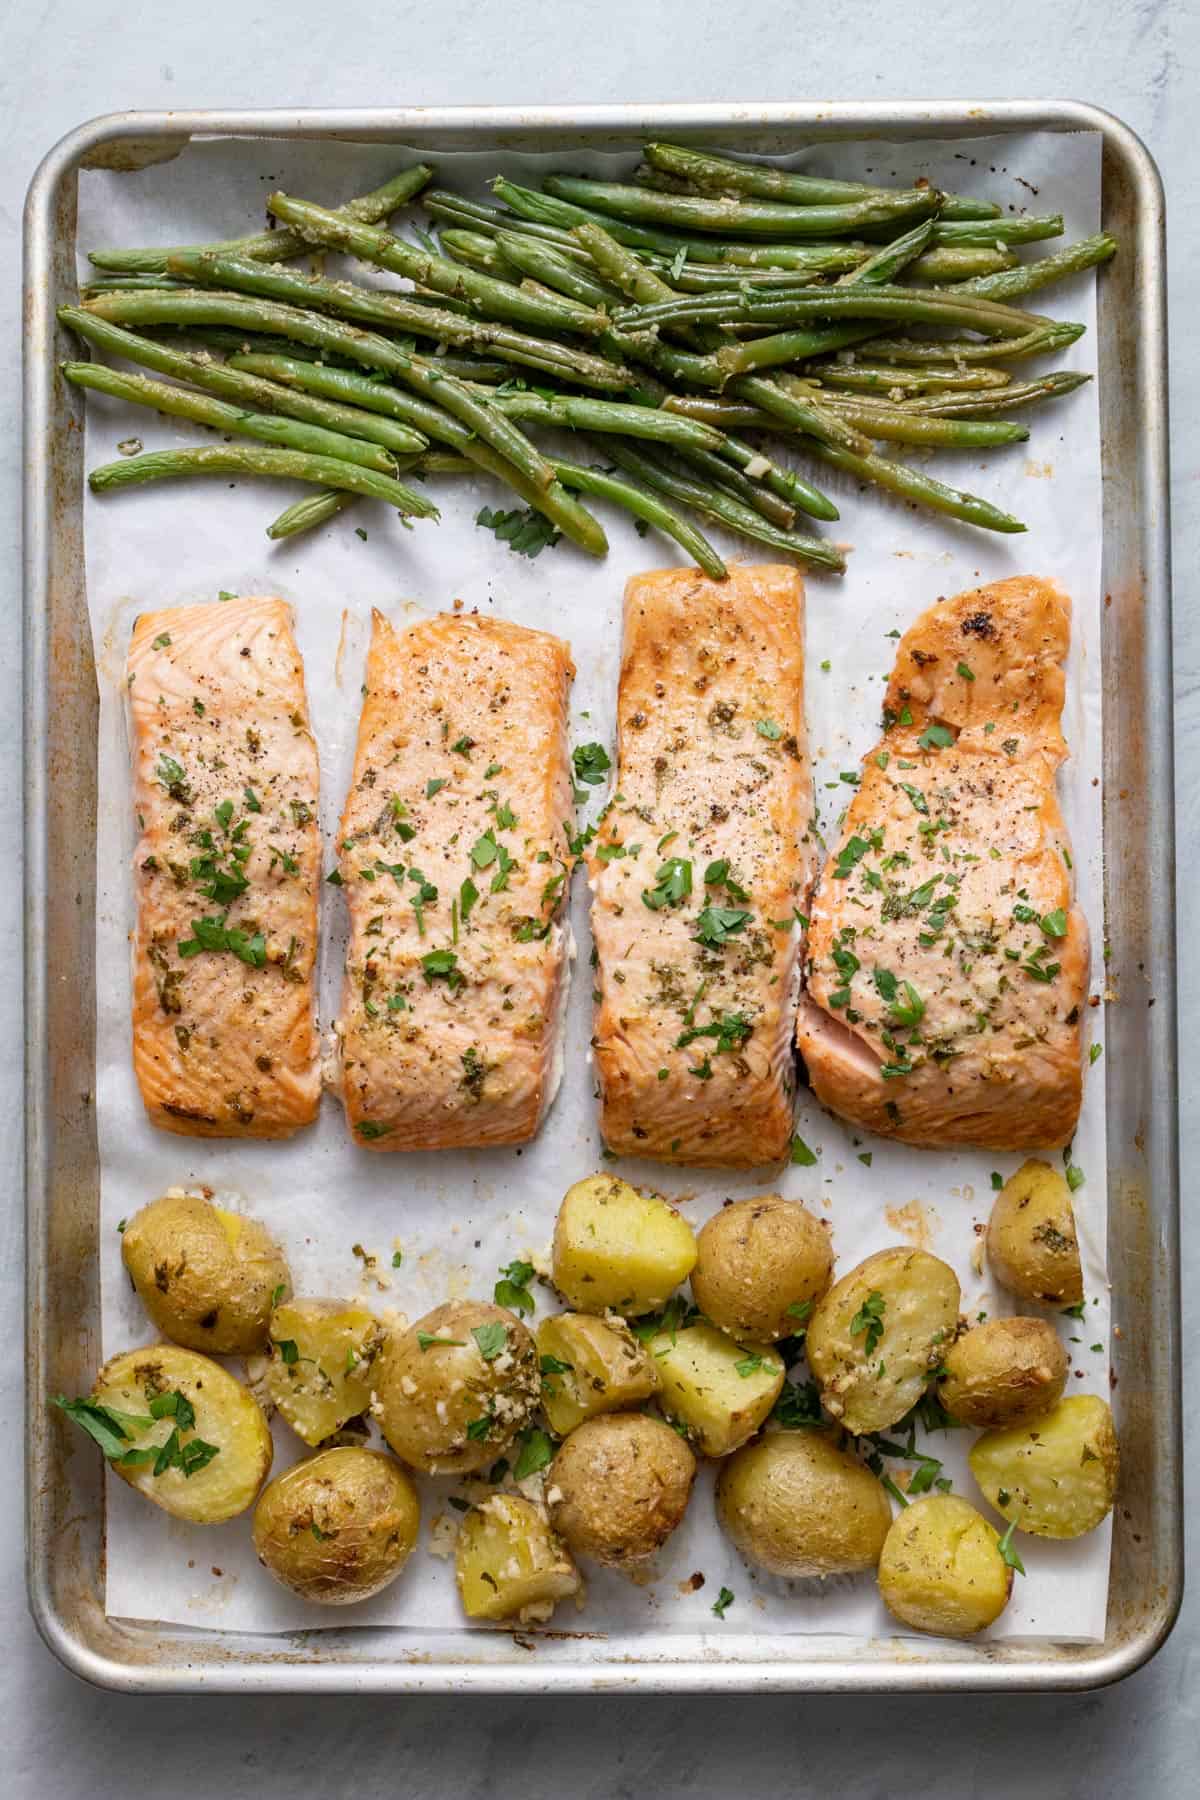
[267,490,358,538]
[550,458,727,578]
[438,228,521,279]
[476,388,728,453]
[671,443,797,529]
[898,371,1092,415]
[729,374,873,455]
[82,274,189,294]
[266,191,607,338]
[227,351,607,556]
[412,452,478,475]
[543,174,938,239]
[834,220,935,286]
[852,320,1085,363]
[58,305,429,457]
[89,163,433,274]
[662,393,779,431]
[61,360,419,479]
[639,142,999,221]
[87,444,444,516]
[494,230,627,309]
[645,249,868,285]
[907,246,1017,283]
[424,188,586,253]
[956,233,1117,301]
[931,215,1064,247]
[711,433,838,521]
[809,438,1025,531]
[799,393,1030,448]
[805,362,1012,393]
[614,284,1050,338]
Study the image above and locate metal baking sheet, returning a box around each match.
[23,101,1180,1693]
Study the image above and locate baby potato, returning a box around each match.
[265,1299,385,1447]
[552,1174,697,1315]
[121,1189,290,1355]
[252,1448,420,1606]
[716,1430,892,1578]
[691,1195,833,1343]
[806,1246,961,1436]
[376,1300,538,1475]
[939,1316,1069,1429]
[455,1493,581,1623]
[969,1394,1119,1539]
[91,1344,272,1523]
[537,1311,659,1437]
[547,1413,696,1567]
[647,1318,784,1457]
[987,1159,1083,1305]
[878,1494,1012,1637]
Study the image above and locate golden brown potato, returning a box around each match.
[376,1300,538,1475]
[552,1175,697,1315]
[806,1246,961,1436]
[939,1316,1069,1429]
[536,1312,659,1437]
[252,1448,420,1605]
[878,1494,1012,1637]
[691,1196,833,1343]
[647,1319,784,1457]
[969,1394,1119,1539]
[121,1190,290,1355]
[716,1430,892,1577]
[455,1494,581,1623]
[547,1414,696,1566]
[987,1159,1083,1305]
[265,1299,384,1447]
[90,1344,272,1523]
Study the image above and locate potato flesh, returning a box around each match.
[987,1159,1083,1305]
[455,1494,581,1622]
[252,1448,420,1605]
[968,1394,1119,1539]
[92,1344,272,1523]
[716,1430,892,1577]
[806,1247,961,1436]
[648,1320,784,1457]
[266,1300,383,1447]
[878,1494,1012,1637]
[537,1312,659,1436]
[552,1175,697,1315]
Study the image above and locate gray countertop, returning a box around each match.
[2,6,1195,1793]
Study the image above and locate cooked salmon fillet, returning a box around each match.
[588,565,815,1168]
[795,575,1087,1150]
[335,610,576,1150]
[126,597,321,1137]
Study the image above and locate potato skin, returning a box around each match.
[939,1316,1069,1429]
[265,1299,384,1447]
[548,1414,696,1567]
[92,1344,272,1523]
[455,1494,581,1623]
[691,1196,833,1343]
[376,1300,538,1475]
[969,1394,1119,1539]
[716,1430,892,1578]
[552,1175,697,1315]
[121,1190,290,1354]
[252,1448,420,1605]
[536,1312,659,1437]
[878,1494,1012,1637]
[806,1247,961,1436]
[987,1159,1083,1305]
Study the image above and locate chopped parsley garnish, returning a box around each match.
[495,1259,536,1317]
[572,742,612,786]
[417,1333,466,1351]
[177,915,265,967]
[956,661,975,681]
[475,504,561,558]
[873,967,925,1027]
[675,1009,753,1055]
[734,1352,767,1378]
[459,875,479,923]
[898,781,929,816]
[754,718,783,740]
[711,1586,735,1619]
[694,904,752,946]
[917,723,955,751]
[771,1377,822,1429]
[642,856,693,911]
[421,948,463,989]
[355,1120,392,1140]
[471,1323,508,1361]
[426,777,449,798]
[850,1290,886,1357]
[790,1135,818,1167]
[997,1519,1026,1575]
[494,799,518,829]
[703,859,750,902]
[52,1395,153,1459]
[513,1427,555,1480]
[1090,1042,1103,1065]
[243,786,262,813]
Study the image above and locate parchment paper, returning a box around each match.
[77,130,1110,1642]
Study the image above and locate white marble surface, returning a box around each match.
[1,5,1195,1793]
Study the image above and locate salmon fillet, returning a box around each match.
[335,610,576,1149]
[127,597,321,1137]
[795,575,1087,1150]
[589,565,815,1168]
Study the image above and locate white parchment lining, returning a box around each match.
[76,130,1109,1643]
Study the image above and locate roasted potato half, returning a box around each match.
[987,1159,1084,1305]
[455,1494,581,1623]
[806,1246,961,1436]
[878,1494,1012,1637]
[938,1316,1069,1429]
[548,1413,696,1567]
[537,1312,659,1437]
[90,1344,272,1523]
[376,1300,538,1475]
[691,1195,833,1343]
[252,1448,420,1605]
[121,1190,290,1354]
[265,1299,385,1447]
[716,1430,892,1578]
[552,1175,697,1315]
[969,1394,1119,1539]
[647,1319,784,1457]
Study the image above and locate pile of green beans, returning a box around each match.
[65,144,1116,575]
